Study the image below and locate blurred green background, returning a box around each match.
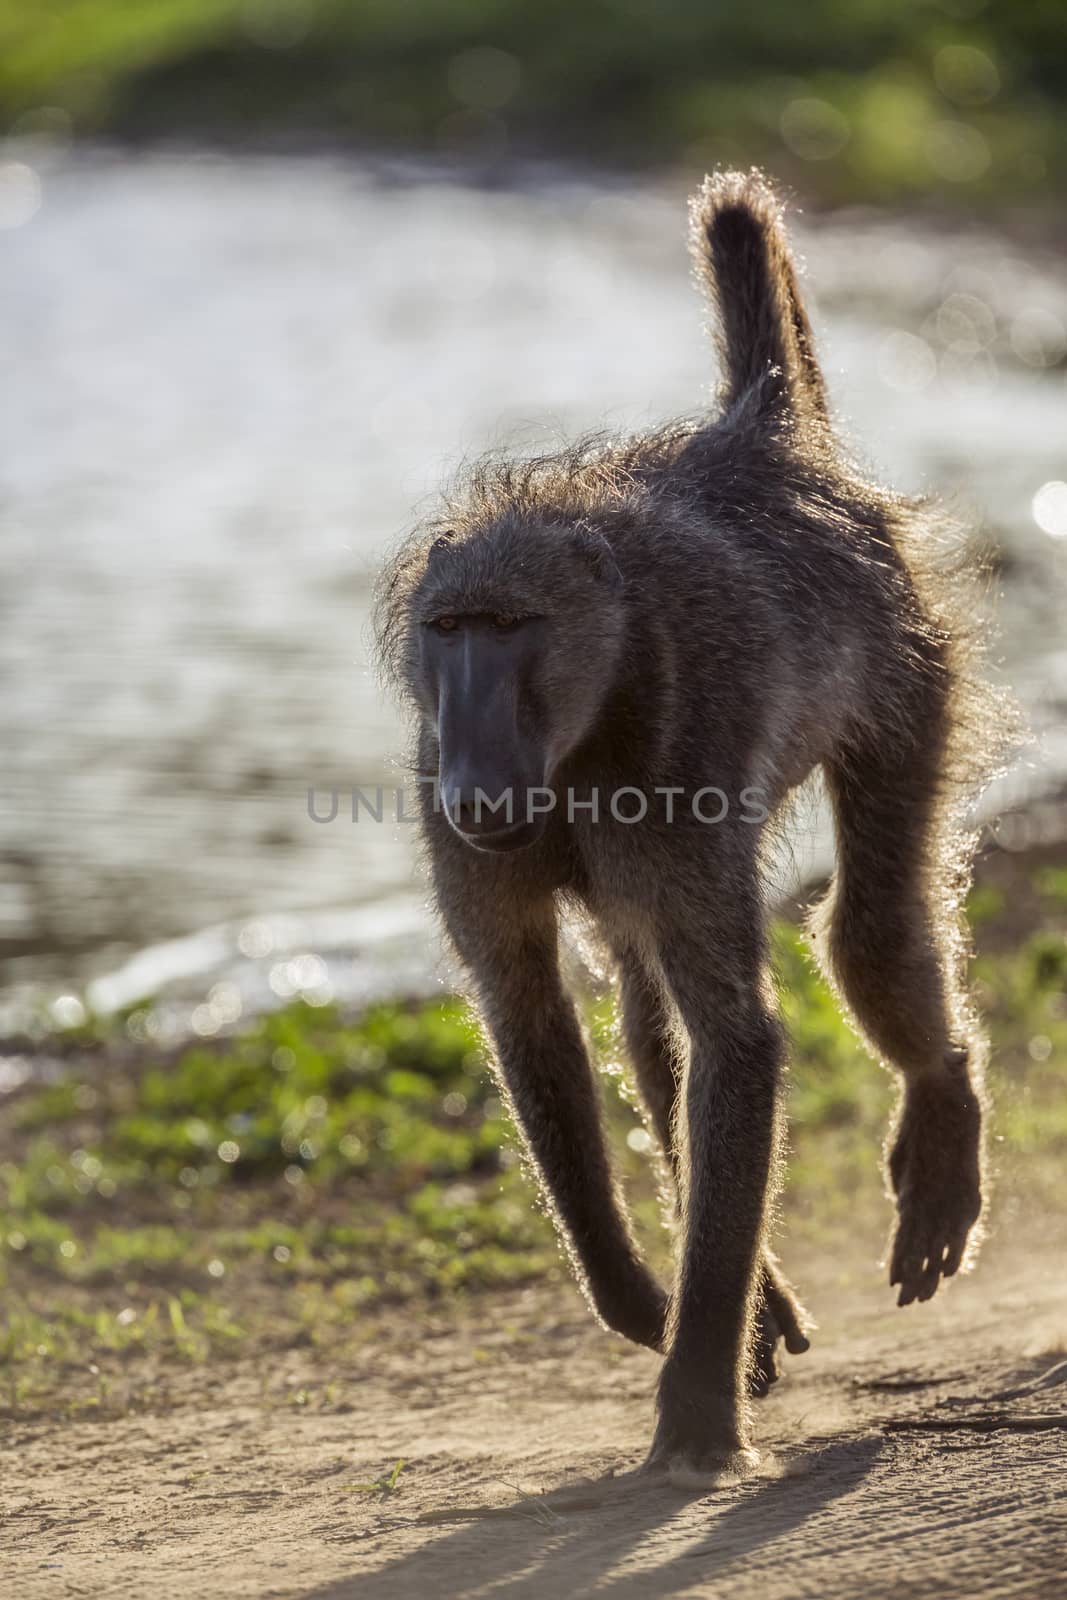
[1,0,1063,211]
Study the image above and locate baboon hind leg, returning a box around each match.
[615,946,683,1183]
[817,713,985,1308]
[616,945,810,1394]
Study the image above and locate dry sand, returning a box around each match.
[4,1220,1066,1599]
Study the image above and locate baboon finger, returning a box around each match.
[889,1221,916,1287]
[942,1233,967,1278]
[891,1224,926,1306]
[916,1251,943,1302]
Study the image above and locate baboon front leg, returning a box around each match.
[448,896,667,1349]
[644,909,783,1477]
[819,735,985,1308]
[617,945,808,1397]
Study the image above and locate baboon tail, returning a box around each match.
[689,169,828,430]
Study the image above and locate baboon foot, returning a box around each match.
[645,1444,762,1491]
[645,1410,760,1488]
[647,1371,757,1487]
[889,1058,983,1307]
[750,1267,811,1398]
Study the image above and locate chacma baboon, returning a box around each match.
[376,170,1004,1482]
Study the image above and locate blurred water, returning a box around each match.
[2,148,1066,1019]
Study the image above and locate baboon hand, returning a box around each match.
[750,1265,811,1397]
[888,1062,982,1307]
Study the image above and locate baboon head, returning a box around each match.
[383,510,626,852]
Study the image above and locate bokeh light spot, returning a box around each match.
[448,48,521,112]
[0,162,42,228]
[1011,309,1067,369]
[926,121,991,182]
[936,292,996,353]
[877,331,937,393]
[780,98,850,162]
[51,993,86,1029]
[934,45,999,106]
[1032,481,1067,539]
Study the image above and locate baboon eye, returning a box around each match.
[492,614,522,630]
[432,616,459,633]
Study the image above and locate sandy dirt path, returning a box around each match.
[4,1220,1066,1599]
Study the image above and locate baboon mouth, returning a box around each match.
[452,817,545,854]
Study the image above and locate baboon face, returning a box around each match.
[410,518,625,853]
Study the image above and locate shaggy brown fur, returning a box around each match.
[375,170,1008,1479]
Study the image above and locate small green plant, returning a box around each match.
[342,1458,407,1495]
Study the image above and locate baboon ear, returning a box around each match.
[570,524,623,591]
[427,533,454,569]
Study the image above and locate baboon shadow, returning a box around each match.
[303,1435,883,1600]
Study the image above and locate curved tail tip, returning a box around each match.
[688,167,785,243]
